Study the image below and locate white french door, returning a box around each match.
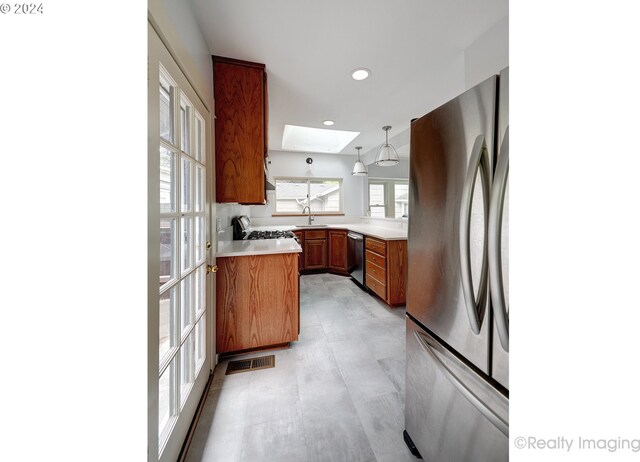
[148,23,214,462]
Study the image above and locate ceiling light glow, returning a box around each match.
[323,120,335,126]
[351,68,370,81]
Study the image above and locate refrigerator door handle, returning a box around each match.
[489,127,510,352]
[414,330,509,437]
[459,135,491,335]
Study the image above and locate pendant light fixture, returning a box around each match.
[352,146,367,176]
[375,125,399,166]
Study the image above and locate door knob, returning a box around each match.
[207,264,218,274]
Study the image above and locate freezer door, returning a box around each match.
[405,316,508,462]
[408,75,497,374]
[491,67,509,390]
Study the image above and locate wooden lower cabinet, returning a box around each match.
[216,252,299,353]
[328,230,348,275]
[304,232,327,270]
[365,237,407,307]
[293,231,304,272]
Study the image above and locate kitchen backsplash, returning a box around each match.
[361,216,408,231]
[216,203,250,245]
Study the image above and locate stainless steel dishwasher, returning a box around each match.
[347,232,365,288]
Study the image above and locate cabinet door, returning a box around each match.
[304,239,327,270]
[213,58,266,204]
[329,230,348,273]
[293,231,304,271]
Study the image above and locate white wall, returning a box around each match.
[249,150,367,224]
[367,158,409,179]
[148,0,213,106]
[464,15,509,90]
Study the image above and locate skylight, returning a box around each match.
[282,124,360,153]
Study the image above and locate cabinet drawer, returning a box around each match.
[366,260,386,282]
[305,230,327,240]
[365,237,387,256]
[365,249,386,269]
[366,274,387,300]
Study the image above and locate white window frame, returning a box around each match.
[273,176,344,215]
[367,178,409,219]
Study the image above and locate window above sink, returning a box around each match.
[273,177,344,216]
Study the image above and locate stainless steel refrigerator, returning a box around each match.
[404,68,509,461]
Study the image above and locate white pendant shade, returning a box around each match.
[352,146,368,176]
[375,125,399,166]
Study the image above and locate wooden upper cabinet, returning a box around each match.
[328,230,348,274]
[213,56,267,204]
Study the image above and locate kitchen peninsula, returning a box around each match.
[216,221,408,355]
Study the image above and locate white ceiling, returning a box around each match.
[191,0,508,160]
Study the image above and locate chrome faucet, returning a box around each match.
[301,205,314,225]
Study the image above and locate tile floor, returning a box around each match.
[185,273,415,462]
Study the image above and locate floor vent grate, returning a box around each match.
[225,355,275,375]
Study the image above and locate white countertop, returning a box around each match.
[217,238,302,258]
[252,223,408,240]
[217,223,407,258]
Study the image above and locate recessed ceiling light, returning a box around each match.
[323,120,335,126]
[351,68,370,81]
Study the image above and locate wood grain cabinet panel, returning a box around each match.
[305,230,327,240]
[216,253,299,354]
[386,240,408,306]
[366,260,386,282]
[293,231,304,272]
[213,56,267,204]
[328,230,348,275]
[365,237,407,307]
[304,237,327,270]
[365,237,387,256]
[366,274,387,300]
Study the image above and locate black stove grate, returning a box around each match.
[247,230,296,240]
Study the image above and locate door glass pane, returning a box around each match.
[195,166,204,212]
[180,332,195,408]
[275,179,308,213]
[160,219,176,289]
[159,75,173,143]
[195,266,205,317]
[180,273,193,337]
[180,98,191,154]
[394,183,409,218]
[160,147,176,214]
[195,113,204,163]
[195,315,205,374]
[158,358,175,435]
[181,217,193,273]
[159,286,176,363]
[309,179,341,212]
[181,157,192,213]
[195,216,205,264]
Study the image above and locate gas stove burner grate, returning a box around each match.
[247,230,296,240]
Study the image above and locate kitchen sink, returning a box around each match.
[295,224,328,228]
